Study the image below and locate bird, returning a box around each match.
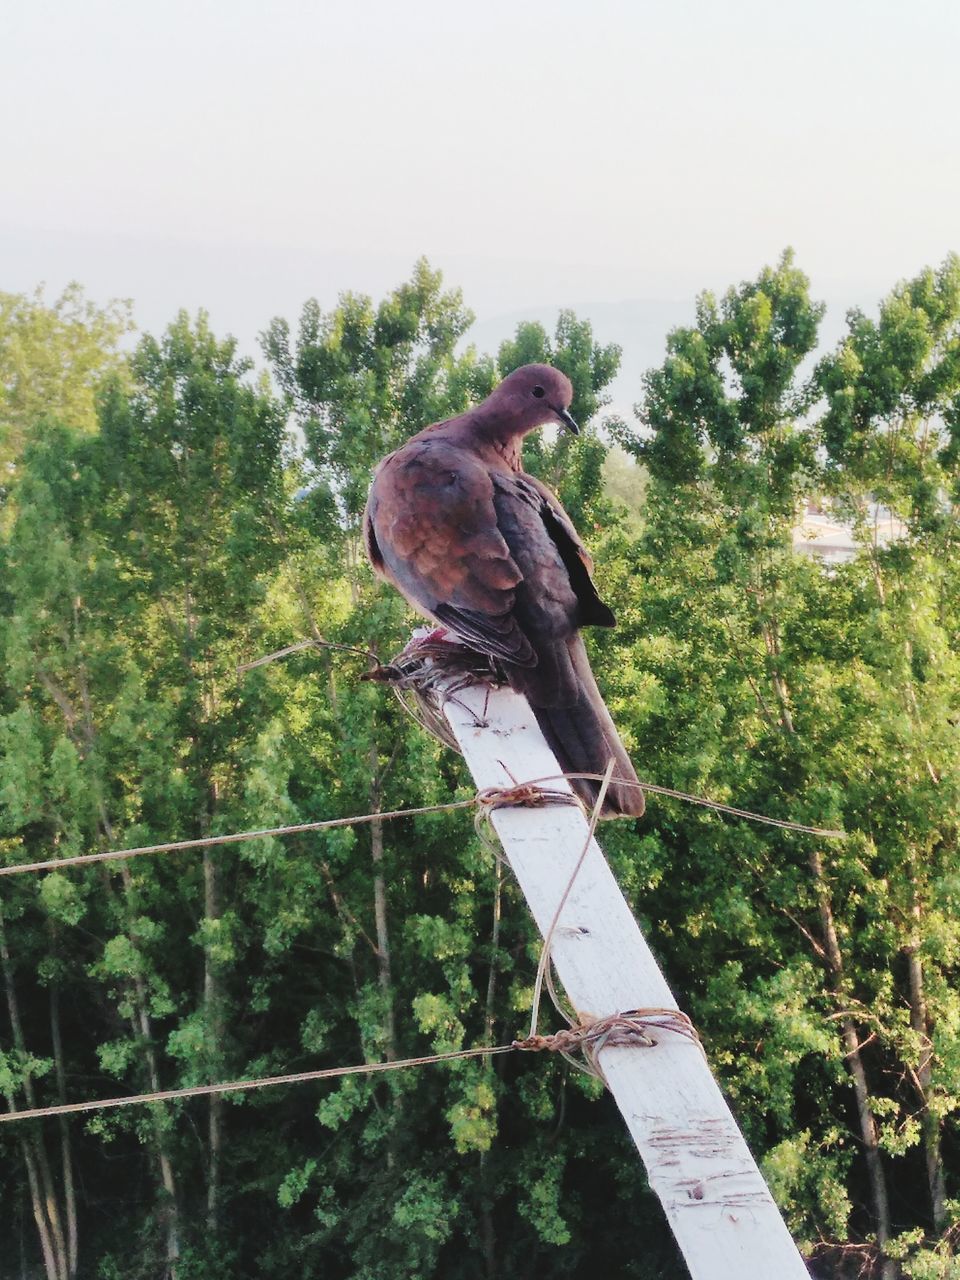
[363,363,644,817]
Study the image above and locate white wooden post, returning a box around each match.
[442,680,810,1280]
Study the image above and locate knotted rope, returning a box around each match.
[514,1008,704,1080]
[0,1008,704,1125]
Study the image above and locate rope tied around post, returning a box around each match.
[473,780,585,857]
[361,628,504,752]
[475,781,584,817]
[514,1008,704,1081]
[0,1008,705,1125]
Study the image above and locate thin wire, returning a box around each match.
[527,759,615,1040]
[236,639,318,673]
[235,633,845,839]
[0,1008,712,1126]
[530,771,846,838]
[0,801,477,877]
[0,770,845,879]
[237,638,379,675]
[0,1044,516,1125]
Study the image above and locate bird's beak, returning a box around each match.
[553,406,580,436]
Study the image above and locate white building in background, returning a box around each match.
[792,502,907,566]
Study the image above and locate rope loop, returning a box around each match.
[475,782,584,816]
[514,1008,703,1080]
[473,781,585,860]
[0,1012,705,1124]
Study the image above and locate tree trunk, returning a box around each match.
[810,851,896,1279]
[49,976,79,1276]
[48,575,184,1274]
[898,640,946,1230]
[20,1138,61,1280]
[480,1158,497,1280]
[0,904,70,1280]
[756,605,896,1272]
[366,730,404,1173]
[479,861,504,1280]
[761,619,796,736]
[484,861,503,1049]
[906,943,946,1233]
[369,739,397,1064]
[905,874,947,1235]
[203,845,224,1236]
[126,978,181,1277]
[105,863,182,1278]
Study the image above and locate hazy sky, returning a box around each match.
[2,0,958,371]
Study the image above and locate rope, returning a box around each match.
[0,772,844,879]
[528,760,614,1040]
[473,779,584,859]
[515,1008,704,1080]
[475,782,583,817]
[0,1010,704,1126]
[0,801,477,877]
[560,772,846,837]
[236,639,319,673]
[238,638,379,675]
[0,1044,514,1124]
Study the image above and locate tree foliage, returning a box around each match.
[0,283,133,476]
[611,249,960,1280]
[2,254,960,1280]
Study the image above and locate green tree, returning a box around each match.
[615,251,960,1280]
[27,251,960,1278]
[257,263,682,1280]
[814,255,960,1272]
[97,311,290,1256]
[1,311,291,1277]
[0,282,133,475]
[0,268,658,1280]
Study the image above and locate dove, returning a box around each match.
[363,363,644,817]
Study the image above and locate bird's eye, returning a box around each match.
[532,385,545,398]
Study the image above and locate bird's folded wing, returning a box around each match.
[365,441,536,665]
[519,473,597,573]
[493,473,616,630]
[432,602,536,666]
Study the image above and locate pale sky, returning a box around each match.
[2,0,958,393]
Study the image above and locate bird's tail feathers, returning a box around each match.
[529,638,644,818]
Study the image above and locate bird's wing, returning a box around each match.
[366,441,616,694]
[364,439,536,666]
[499,473,616,629]
[481,471,612,705]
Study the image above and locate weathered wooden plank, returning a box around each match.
[443,680,810,1280]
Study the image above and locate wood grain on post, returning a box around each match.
[443,680,810,1280]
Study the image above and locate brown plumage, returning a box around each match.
[363,363,644,817]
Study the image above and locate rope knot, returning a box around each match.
[475,782,584,816]
[513,1009,703,1080]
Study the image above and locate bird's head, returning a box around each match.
[490,364,579,436]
